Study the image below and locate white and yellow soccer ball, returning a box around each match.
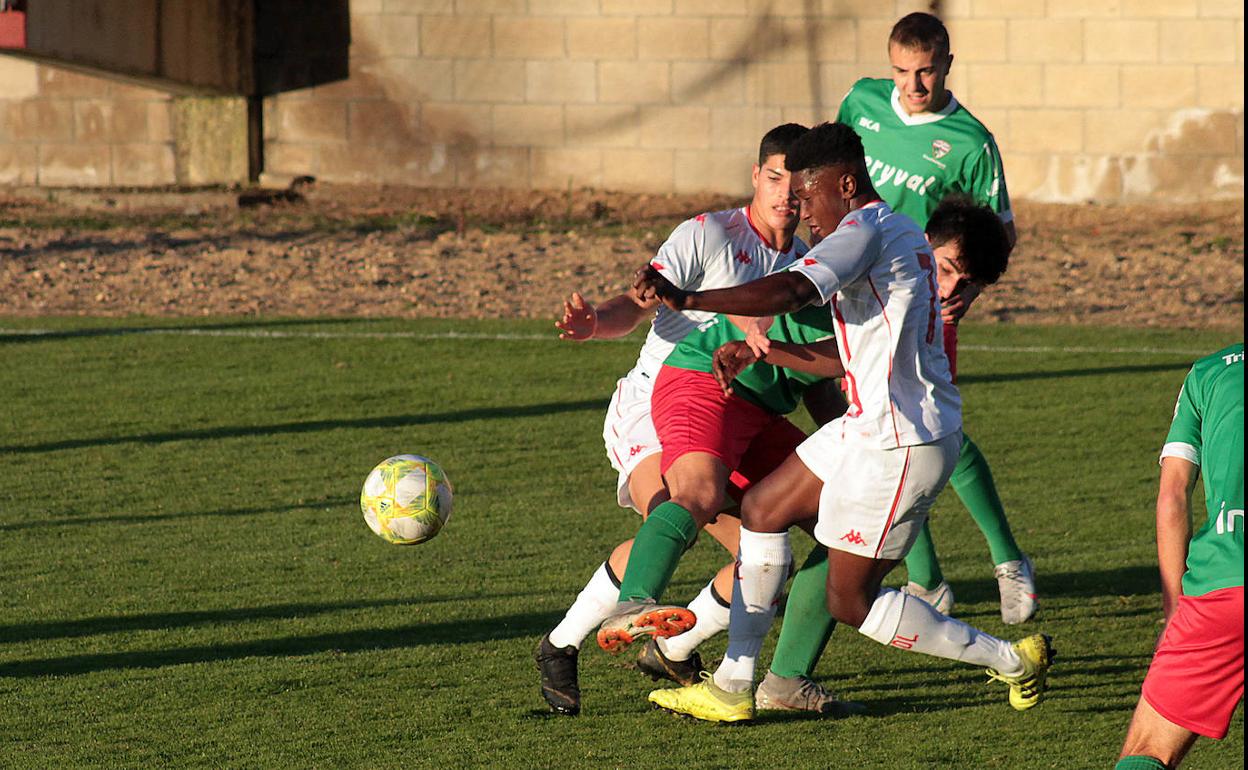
[360,454,453,545]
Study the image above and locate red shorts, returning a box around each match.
[651,366,805,498]
[1141,585,1245,739]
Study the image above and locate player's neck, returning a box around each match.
[906,89,951,116]
[746,202,796,253]
[847,185,882,215]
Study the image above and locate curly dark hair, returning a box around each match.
[757,123,809,165]
[782,122,866,176]
[926,194,1010,286]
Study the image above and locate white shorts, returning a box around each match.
[798,422,961,560]
[602,367,661,511]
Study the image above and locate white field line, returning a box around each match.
[0,326,1211,356]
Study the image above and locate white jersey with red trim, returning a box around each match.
[789,200,960,448]
[633,206,806,379]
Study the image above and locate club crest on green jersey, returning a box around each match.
[932,139,952,159]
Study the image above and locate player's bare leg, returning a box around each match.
[598,452,731,652]
[827,547,1053,712]
[1116,697,1200,769]
[651,452,822,721]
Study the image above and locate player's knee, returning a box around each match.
[739,489,782,531]
[825,589,870,629]
[669,484,725,524]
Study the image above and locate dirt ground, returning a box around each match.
[0,184,1242,330]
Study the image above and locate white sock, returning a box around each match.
[548,562,620,649]
[712,529,791,693]
[857,588,1023,675]
[658,578,731,661]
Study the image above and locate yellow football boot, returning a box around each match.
[987,633,1054,711]
[648,673,755,723]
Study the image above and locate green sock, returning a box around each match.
[616,501,699,602]
[903,520,945,590]
[950,434,1022,565]
[769,547,837,679]
[1114,757,1166,770]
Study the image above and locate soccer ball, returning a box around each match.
[360,454,453,545]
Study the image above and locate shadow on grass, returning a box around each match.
[0,609,552,678]
[0,317,372,345]
[959,360,1190,385]
[0,398,604,454]
[0,594,537,645]
[949,565,1161,607]
[0,497,354,533]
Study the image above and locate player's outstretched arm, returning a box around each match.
[1155,456,1198,623]
[710,337,844,395]
[634,265,817,317]
[755,337,844,379]
[555,291,656,341]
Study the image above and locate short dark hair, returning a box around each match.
[926,194,1010,286]
[889,12,950,58]
[757,123,809,165]
[782,121,866,178]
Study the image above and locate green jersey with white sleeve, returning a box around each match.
[836,78,1011,229]
[1161,342,1244,597]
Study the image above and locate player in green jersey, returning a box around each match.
[821,11,1035,626]
[1116,344,1243,770]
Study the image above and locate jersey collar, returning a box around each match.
[890,86,959,126]
[743,205,794,254]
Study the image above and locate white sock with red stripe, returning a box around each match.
[858,588,1023,675]
[548,561,619,649]
[658,578,730,662]
[711,529,791,693]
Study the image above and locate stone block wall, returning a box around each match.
[1,1,1243,201]
[0,57,176,186]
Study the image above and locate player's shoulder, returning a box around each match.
[847,77,892,101]
[669,207,736,241]
[1193,343,1246,376]
[700,206,755,246]
[947,96,999,144]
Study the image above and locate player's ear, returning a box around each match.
[751,164,761,191]
[840,171,857,200]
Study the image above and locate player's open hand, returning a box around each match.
[632,264,687,310]
[743,316,773,359]
[941,281,982,324]
[712,340,758,395]
[555,292,597,340]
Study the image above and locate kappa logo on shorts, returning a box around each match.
[628,444,645,458]
[839,529,867,546]
[735,249,752,265]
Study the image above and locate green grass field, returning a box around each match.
[0,317,1241,769]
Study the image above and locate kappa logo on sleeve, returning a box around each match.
[734,249,752,265]
[803,258,818,266]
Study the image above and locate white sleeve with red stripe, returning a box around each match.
[788,219,881,305]
[650,216,706,290]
